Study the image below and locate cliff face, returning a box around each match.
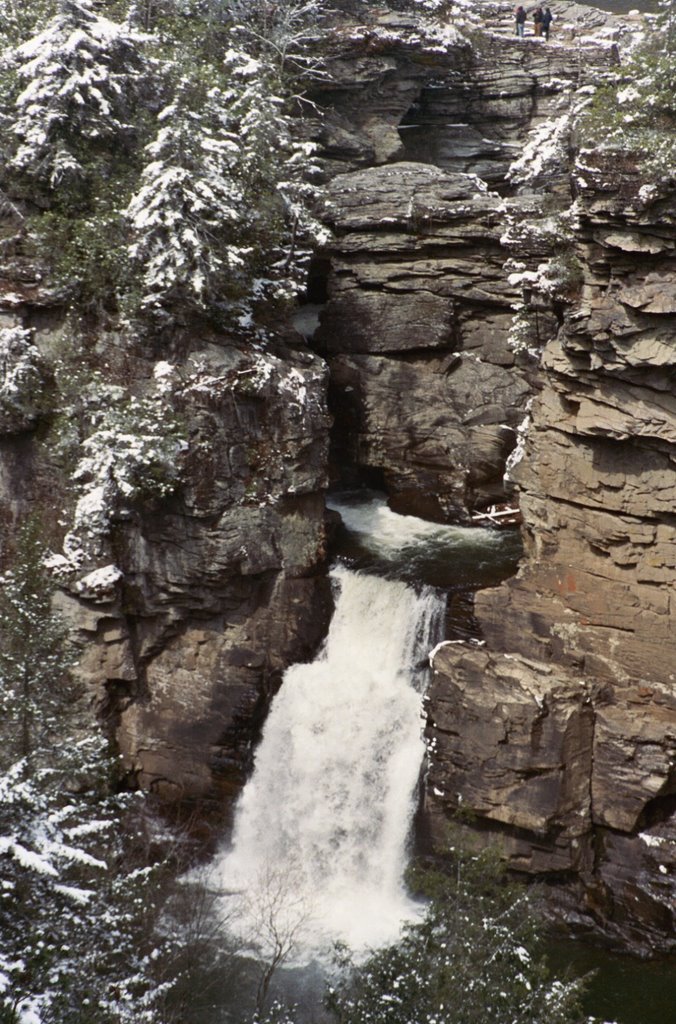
[108,343,333,805]
[310,4,618,519]
[316,162,530,520]
[1,0,673,952]
[0,256,332,807]
[309,3,675,952]
[425,157,676,954]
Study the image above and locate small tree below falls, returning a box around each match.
[326,847,586,1024]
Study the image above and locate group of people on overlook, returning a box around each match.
[515,5,553,39]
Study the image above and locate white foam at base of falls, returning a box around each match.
[210,565,444,961]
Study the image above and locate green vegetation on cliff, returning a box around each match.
[0,0,329,326]
[577,0,676,179]
[326,850,585,1024]
[0,0,332,555]
[0,523,175,1023]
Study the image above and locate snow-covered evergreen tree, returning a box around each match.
[1,753,178,1023]
[0,327,51,435]
[0,0,329,319]
[125,79,248,313]
[0,521,80,769]
[0,526,173,1023]
[5,0,148,191]
[0,0,57,48]
[70,385,187,543]
[126,41,327,319]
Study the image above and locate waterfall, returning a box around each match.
[212,564,445,960]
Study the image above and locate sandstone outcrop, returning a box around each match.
[425,142,676,953]
[315,162,530,519]
[110,345,333,804]
[295,0,675,957]
[0,229,332,806]
[310,3,618,519]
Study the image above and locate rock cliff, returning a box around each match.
[306,0,675,953]
[316,162,530,520]
[0,248,332,808]
[309,0,618,519]
[417,14,676,953]
[0,0,673,954]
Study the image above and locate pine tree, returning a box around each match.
[1,0,330,319]
[0,0,57,49]
[126,44,327,319]
[6,0,148,191]
[0,524,172,1023]
[125,78,249,314]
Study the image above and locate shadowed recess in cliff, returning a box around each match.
[207,565,445,960]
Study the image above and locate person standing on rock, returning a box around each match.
[542,7,553,40]
[515,5,526,36]
[533,6,544,36]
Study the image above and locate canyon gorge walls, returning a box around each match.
[425,149,676,953]
[309,1,675,951]
[0,0,673,951]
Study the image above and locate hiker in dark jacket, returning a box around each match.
[533,6,544,36]
[515,5,526,36]
[542,7,553,40]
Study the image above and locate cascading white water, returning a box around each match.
[326,490,521,591]
[212,564,445,960]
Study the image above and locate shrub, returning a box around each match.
[0,326,51,434]
[327,852,586,1024]
[575,2,676,180]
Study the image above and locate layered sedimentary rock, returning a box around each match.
[2,0,673,954]
[0,230,332,805]
[316,5,676,953]
[109,345,333,804]
[315,162,530,519]
[311,4,618,519]
[425,152,676,952]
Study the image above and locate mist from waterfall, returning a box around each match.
[211,564,445,960]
